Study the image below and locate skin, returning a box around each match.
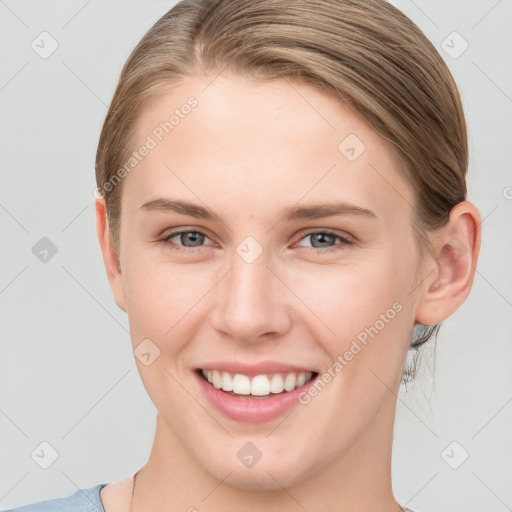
[96,74,481,511]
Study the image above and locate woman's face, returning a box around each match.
[109,75,424,490]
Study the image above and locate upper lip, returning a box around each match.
[197,361,316,376]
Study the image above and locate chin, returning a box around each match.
[218,466,304,492]
[197,447,313,492]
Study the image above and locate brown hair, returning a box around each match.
[95,0,468,379]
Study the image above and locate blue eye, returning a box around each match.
[162,229,212,253]
[161,229,353,254]
[296,230,353,254]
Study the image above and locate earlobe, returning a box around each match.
[95,198,127,312]
[415,201,481,325]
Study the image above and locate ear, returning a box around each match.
[415,200,481,325]
[95,198,127,312]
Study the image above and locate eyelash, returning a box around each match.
[160,228,354,255]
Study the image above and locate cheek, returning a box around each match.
[286,255,411,346]
[121,258,211,411]
[285,251,416,413]
[122,255,215,348]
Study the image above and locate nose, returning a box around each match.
[209,246,293,345]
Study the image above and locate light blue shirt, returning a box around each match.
[4,484,421,512]
[3,484,108,512]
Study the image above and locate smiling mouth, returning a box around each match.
[197,368,318,398]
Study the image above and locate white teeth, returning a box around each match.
[251,375,271,396]
[283,373,297,392]
[232,374,251,395]
[270,374,284,393]
[221,371,233,391]
[212,370,222,389]
[202,369,314,396]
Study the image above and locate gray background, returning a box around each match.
[0,1,511,511]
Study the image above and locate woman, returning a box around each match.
[6,0,481,510]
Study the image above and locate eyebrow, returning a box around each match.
[139,198,221,221]
[280,201,377,221]
[138,198,377,221]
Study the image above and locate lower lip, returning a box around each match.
[195,371,316,423]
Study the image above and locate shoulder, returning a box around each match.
[3,483,107,512]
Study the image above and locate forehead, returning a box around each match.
[123,74,414,222]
